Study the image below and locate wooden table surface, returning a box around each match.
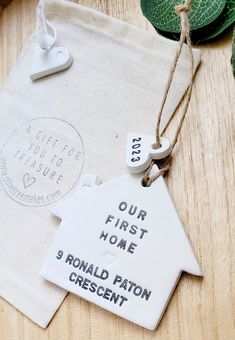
[0,1,234,339]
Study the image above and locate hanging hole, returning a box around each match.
[141,178,149,187]
[56,50,65,61]
[152,143,162,150]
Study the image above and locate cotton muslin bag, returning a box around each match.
[0,0,201,328]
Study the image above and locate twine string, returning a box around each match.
[36,2,57,51]
[142,0,194,187]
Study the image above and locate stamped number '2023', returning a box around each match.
[131,137,141,162]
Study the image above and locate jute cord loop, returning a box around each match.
[142,0,193,186]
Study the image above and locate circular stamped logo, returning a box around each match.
[0,117,84,207]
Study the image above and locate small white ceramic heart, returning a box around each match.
[126,133,172,174]
[30,45,73,81]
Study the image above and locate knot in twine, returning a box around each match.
[142,0,193,187]
[175,4,190,14]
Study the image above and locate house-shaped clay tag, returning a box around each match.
[41,173,202,330]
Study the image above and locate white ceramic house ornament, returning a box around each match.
[41,172,202,330]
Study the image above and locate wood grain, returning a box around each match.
[0,1,234,339]
[0,1,12,11]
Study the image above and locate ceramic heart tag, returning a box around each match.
[126,134,172,174]
[30,45,73,81]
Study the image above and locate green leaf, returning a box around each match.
[167,0,235,43]
[141,0,227,33]
[199,0,235,41]
[232,26,235,77]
